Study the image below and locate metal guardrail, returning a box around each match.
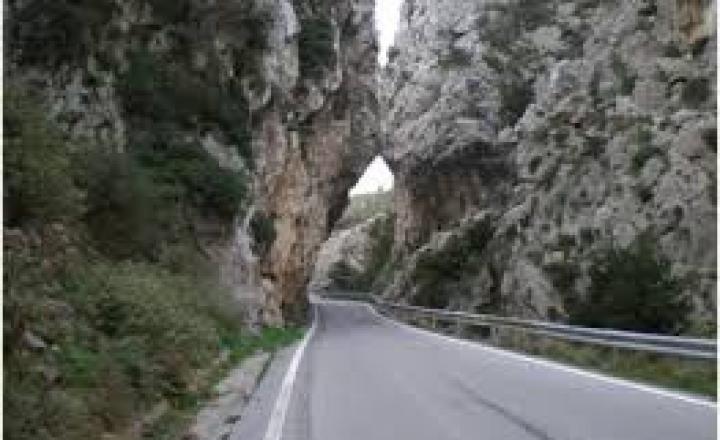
[372,300,717,361]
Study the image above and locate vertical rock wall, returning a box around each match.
[246,0,380,323]
[381,0,716,324]
[5,0,380,325]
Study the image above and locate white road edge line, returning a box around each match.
[263,307,317,440]
[346,300,717,410]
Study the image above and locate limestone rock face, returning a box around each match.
[381,0,716,323]
[250,0,380,322]
[309,214,388,293]
[5,0,380,325]
[7,0,259,313]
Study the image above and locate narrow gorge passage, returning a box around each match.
[3,0,716,439]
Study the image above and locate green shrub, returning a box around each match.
[481,0,554,48]
[328,260,366,291]
[328,214,395,292]
[569,233,690,334]
[148,0,191,23]
[412,216,495,308]
[77,148,172,260]
[3,230,248,440]
[130,135,248,221]
[8,0,117,66]
[3,86,85,227]
[120,50,254,164]
[365,214,395,286]
[610,52,637,96]
[630,126,660,174]
[250,211,277,256]
[499,76,533,127]
[299,16,334,77]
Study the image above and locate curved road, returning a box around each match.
[274,298,716,440]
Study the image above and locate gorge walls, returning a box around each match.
[381,0,716,328]
[6,0,715,330]
[249,0,380,322]
[5,0,380,325]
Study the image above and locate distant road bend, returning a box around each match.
[265,297,716,440]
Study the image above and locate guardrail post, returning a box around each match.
[489,326,500,346]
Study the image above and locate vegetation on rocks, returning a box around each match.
[250,210,277,257]
[568,233,690,334]
[335,190,393,229]
[328,214,395,292]
[299,15,335,77]
[411,216,496,309]
[3,82,261,440]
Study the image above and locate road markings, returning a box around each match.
[263,308,317,440]
[353,300,718,410]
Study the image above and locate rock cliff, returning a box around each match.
[309,213,393,293]
[250,0,380,322]
[5,0,379,324]
[381,0,716,327]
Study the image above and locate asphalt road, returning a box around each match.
[278,298,716,440]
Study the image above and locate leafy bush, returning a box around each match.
[630,126,660,174]
[328,260,366,291]
[299,16,334,77]
[148,0,191,23]
[77,148,172,260]
[4,86,85,227]
[250,211,277,256]
[481,0,554,48]
[499,76,533,127]
[4,83,255,439]
[4,233,247,440]
[120,50,253,163]
[132,134,248,219]
[569,233,690,334]
[8,0,117,66]
[365,214,395,288]
[610,52,637,96]
[411,216,495,308]
[76,137,247,261]
[328,214,395,292]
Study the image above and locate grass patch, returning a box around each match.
[143,326,304,439]
[501,333,716,398]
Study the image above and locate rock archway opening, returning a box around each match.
[310,155,397,296]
